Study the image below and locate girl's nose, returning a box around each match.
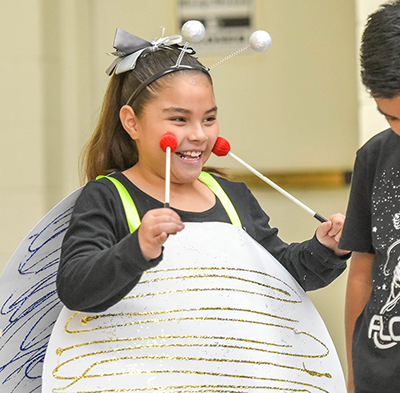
[188,123,207,142]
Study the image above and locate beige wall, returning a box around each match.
[0,0,46,266]
[355,0,389,145]
[1,0,361,381]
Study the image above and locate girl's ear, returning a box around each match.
[119,105,139,140]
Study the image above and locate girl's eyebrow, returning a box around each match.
[207,106,218,113]
[163,107,191,114]
[163,106,218,114]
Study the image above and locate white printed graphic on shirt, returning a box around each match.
[368,167,400,350]
[368,185,400,349]
[393,213,400,230]
[381,257,400,314]
[368,238,400,349]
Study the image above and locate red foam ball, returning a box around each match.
[212,136,231,156]
[160,132,178,153]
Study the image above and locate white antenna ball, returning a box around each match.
[249,30,272,52]
[181,20,206,43]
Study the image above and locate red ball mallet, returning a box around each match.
[212,137,327,223]
[160,132,179,208]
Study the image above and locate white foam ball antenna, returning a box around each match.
[181,20,206,43]
[249,30,272,52]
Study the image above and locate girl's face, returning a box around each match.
[129,72,219,185]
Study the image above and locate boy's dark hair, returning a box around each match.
[361,0,400,98]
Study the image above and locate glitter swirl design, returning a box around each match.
[42,223,345,392]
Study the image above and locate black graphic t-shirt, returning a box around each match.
[340,129,400,392]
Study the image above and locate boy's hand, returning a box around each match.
[316,213,349,256]
[138,208,185,260]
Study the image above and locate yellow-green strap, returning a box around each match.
[97,172,242,232]
[96,175,141,233]
[199,171,242,228]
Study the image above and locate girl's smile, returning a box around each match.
[176,150,202,160]
[175,150,204,166]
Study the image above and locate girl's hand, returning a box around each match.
[316,213,349,256]
[138,208,185,261]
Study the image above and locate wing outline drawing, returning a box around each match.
[0,188,82,393]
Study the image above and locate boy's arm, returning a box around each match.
[345,251,374,393]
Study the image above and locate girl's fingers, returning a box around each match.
[315,213,348,256]
[138,208,185,260]
[328,213,345,237]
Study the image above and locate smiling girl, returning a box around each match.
[57,30,348,313]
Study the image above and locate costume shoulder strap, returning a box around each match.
[96,175,141,233]
[97,172,242,230]
[199,171,242,228]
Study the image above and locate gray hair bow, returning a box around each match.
[106,28,184,76]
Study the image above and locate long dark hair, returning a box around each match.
[82,49,212,182]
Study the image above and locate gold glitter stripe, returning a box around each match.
[65,315,325,348]
[80,306,298,325]
[56,334,294,355]
[57,325,329,369]
[62,314,329,366]
[143,267,300,298]
[52,366,330,393]
[66,314,297,334]
[55,340,327,374]
[53,353,331,380]
[138,273,291,297]
[65,313,329,358]
[146,266,295,288]
[77,387,313,393]
[56,339,327,361]
[124,286,301,304]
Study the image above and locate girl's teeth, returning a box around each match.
[179,151,201,159]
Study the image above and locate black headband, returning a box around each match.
[126,64,211,106]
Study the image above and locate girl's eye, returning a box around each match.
[171,117,186,123]
[205,116,216,124]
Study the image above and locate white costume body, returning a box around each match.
[0,189,345,392]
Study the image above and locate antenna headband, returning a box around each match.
[106,22,271,106]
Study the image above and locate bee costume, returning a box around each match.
[0,23,347,393]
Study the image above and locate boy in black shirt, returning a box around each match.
[340,1,400,392]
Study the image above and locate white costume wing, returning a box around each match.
[0,188,82,393]
[43,222,346,392]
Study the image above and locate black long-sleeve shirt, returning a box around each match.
[58,172,347,312]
